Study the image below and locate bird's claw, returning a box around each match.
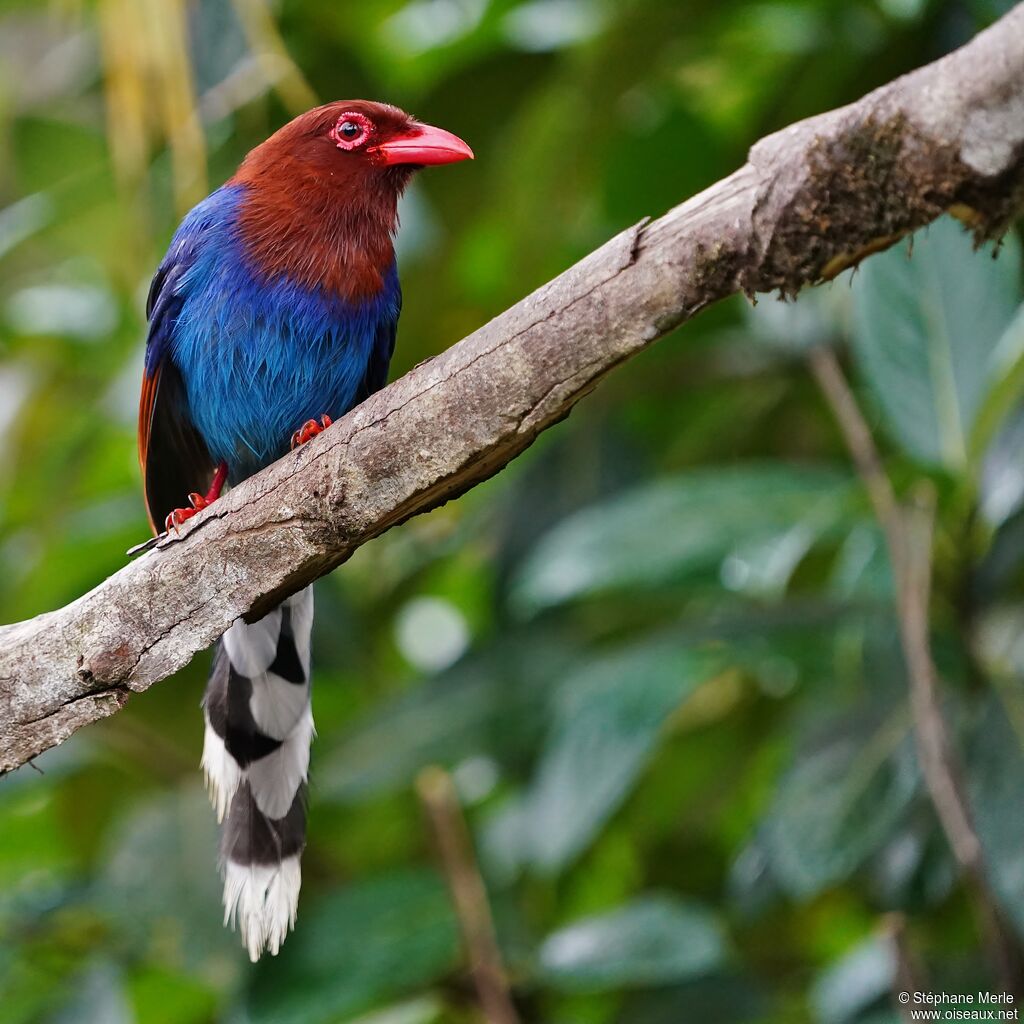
[164,491,212,534]
[162,464,228,535]
[164,508,193,534]
[291,414,333,449]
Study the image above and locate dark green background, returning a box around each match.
[1,0,1023,1021]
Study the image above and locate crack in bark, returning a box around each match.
[17,684,130,728]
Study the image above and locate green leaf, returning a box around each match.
[618,973,768,1024]
[522,642,714,873]
[850,216,1021,469]
[969,303,1024,468]
[537,895,727,991]
[318,636,574,803]
[126,966,216,1024]
[0,193,53,261]
[93,790,241,976]
[810,936,894,1024]
[980,402,1024,526]
[246,871,460,1024]
[746,280,853,354]
[968,697,1024,937]
[49,963,132,1024]
[344,996,445,1024]
[829,524,893,602]
[763,714,918,898]
[478,794,532,886]
[867,821,955,910]
[727,835,783,920]
[511,464,860,613]
[0,773,76,892]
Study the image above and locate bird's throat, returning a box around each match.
[235,171,400,303]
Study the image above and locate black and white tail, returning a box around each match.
[200,586,314,961]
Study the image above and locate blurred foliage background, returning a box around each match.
[1,0,1023,1021]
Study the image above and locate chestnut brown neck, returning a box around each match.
[230,147,408,302]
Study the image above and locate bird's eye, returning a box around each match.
[331,112,372,151]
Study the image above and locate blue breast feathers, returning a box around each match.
[152,184,400,482]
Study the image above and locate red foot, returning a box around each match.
[164,462,228,534]
[291,414,333,449]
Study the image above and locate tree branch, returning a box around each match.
[885,912,928,1020]
[418,767,521,1024]
[2,7,1024,774]
[810,348,1024,995]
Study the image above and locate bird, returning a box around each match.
[137,100,472,960]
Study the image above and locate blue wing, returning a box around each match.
[355,283,400,404]
[138,196,224,531]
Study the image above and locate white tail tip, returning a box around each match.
[223,857,302,961]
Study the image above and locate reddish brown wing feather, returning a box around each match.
[137,369,162,534]
[138,370,159,475]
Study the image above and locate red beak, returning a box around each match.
[371,122,474,167]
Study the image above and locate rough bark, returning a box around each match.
[2,7,1024,773]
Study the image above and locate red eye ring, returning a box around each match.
[330,111,373,150]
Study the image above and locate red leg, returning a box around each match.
[291,414,333,450]
[164,462,228,534]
